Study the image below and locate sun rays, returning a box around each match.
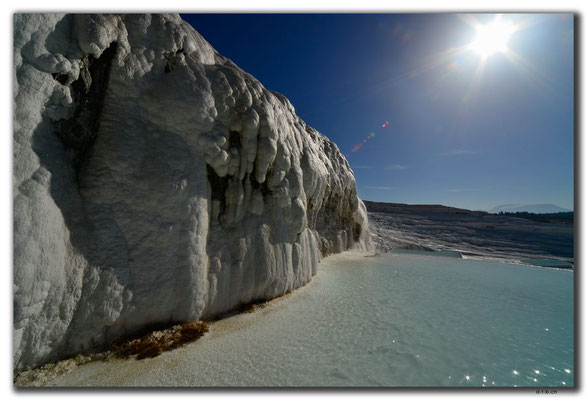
[468,15,518,58]
[459,14,555,99]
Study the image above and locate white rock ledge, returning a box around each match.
[13,13,371,372]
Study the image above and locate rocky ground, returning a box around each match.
[365,201,574,265]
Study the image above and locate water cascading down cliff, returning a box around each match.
[13,14,371,371]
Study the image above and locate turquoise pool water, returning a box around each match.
[390,248,463,258]
[47,252,574,387]
[521,258,573,269]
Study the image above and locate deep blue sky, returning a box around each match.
[181,14,574,211]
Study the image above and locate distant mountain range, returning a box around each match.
[489,204,571,214]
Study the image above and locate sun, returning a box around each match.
[470,15,517,58]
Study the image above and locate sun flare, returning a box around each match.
[470,15,517,58]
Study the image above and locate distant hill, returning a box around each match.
[489,204,571,214]
[363,201,487,216]
[363,201,573,224]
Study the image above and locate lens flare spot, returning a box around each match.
[345,121,387,158]
[446,60,458,70]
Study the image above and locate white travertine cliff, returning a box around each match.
[13,13,370,371]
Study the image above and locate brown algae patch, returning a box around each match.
[232,298,270,314]
[109,321,209,360]
[14,297,292,387]
[14,321,209,387]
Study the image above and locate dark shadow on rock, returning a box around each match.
[28,39,134,360]
[43,14,76,57]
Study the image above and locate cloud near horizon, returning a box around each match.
[384,164,408,171]
[366,186,395,190]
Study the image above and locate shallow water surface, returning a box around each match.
[521,258,573,268]
[49,252,574,387]
[390,248,462,258]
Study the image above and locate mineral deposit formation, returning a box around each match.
[13,14,370,371]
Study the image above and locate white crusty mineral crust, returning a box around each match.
[13,13,371,372]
